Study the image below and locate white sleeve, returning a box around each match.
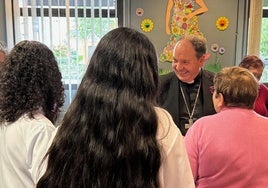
[25,121,56,184]
[35,126,59,182]
[156,107,195,188]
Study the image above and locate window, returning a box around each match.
[260,0,268,83]
[6,0,122,120]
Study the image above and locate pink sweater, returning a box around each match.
[185,108,268,188]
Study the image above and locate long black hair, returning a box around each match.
[37,27,161,188]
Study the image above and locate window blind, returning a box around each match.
[10,0,118,119]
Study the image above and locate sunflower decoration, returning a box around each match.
[216,16,229,31]
[141,19,154,33]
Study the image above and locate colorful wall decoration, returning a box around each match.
[160,0,208,63]
[129,0,246,73]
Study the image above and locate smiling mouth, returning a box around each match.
[178,70,188,76]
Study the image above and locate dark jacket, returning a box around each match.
[157,69,216,135]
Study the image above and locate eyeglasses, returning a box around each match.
[210,86,215,94]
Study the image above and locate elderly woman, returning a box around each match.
[185,66,268,187]
[239,55,268,117]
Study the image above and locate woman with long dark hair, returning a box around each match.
[37,27,194,188]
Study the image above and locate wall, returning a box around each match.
[0,0,249,70]
[125,0,249,72]
[0,0,6,43]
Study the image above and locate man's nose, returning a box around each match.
[173,62,183,70]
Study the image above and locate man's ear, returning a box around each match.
[199,54,209,67]
[203,53,210,60]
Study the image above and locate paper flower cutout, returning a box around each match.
[211,43,219,52]
[216,16,229,31]
[141,19,154,32]
[205,43,226,73]
[136,8,144,16]
[209,43,226,56]
[218,47,225,55]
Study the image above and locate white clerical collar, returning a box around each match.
[185,80,194,84]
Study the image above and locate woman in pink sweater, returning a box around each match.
[185,66,268,187]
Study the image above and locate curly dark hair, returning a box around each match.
[37,27,161,188]
[0,40,64,124]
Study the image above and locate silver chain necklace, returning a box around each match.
[179,82,201,129]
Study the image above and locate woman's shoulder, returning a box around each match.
[21,113,54,126]
[12,113,56,138]
[260,83,268,90]
[155,106,179,133]
[154,107,183,148]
